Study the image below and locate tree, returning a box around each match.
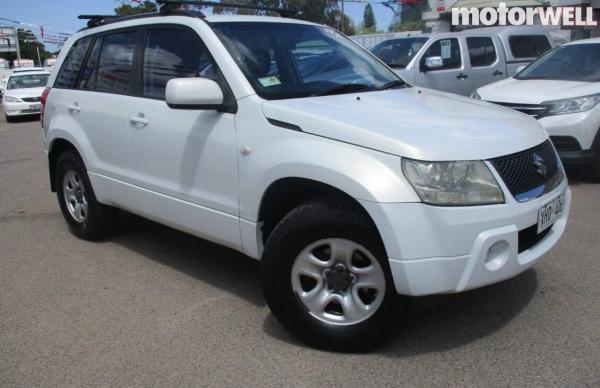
[114,0,157,16]
[362,4,376,32]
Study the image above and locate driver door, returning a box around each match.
[415,37,469,95]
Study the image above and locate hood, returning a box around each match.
[478,77,600,104]
[261,87,547,161]
[4,87,45,99]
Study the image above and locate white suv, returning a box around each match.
[42,5,571,352]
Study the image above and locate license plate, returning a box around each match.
[29,104,41,111]
[537,192,565,234]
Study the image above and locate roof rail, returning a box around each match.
[78,15,120,28]
[77,8,205,31]
[156,0,298,17]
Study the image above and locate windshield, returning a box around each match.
[7,74,49,90]
[516,44,600,82]
[371,37,428,68]
[212,22,406,100]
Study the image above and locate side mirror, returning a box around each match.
[165,78,224,110]
[516,65,526,74]
[424,56,444,71]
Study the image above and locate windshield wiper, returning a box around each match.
[313,83,371,96]
[377,79,407,90]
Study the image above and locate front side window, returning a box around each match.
[96,31,137,95]
[467,37,497,67]
[516,44,600,82]
[212,22,404,100]
[371,37,429,68]
[54,36,92,89]
[143,28,217,99]
[421,38,462,71]
[7,74,49,89]
[509,35,551,59]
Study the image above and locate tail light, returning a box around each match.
[40,87,51,127]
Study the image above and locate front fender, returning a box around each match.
[238,134,419,222]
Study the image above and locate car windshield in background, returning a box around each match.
[516,44,600,82]
[212,22,405,100]
[370,37,429,68]
[7,74,49,89]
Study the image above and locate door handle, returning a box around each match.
[129,113,149,127]
[456,73,468,80]
[493,70,504,76]
[67,103,80,114]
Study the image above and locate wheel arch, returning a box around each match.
[48,137,84,192]
[257,177,384,251]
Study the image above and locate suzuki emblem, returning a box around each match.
[532,153,547,177]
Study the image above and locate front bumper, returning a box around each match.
[539,109,599,153]
[360,180,571,296]
[3,100,42,116]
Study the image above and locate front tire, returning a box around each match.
[260,200,408,352]
[55,151,116,240]
[5,114,15,123]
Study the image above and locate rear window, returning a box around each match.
[467,37,497,67]
[509,35,551,59]
[95,31,137,95]
[54,36,93,88]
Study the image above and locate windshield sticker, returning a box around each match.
[258,76,282,87]
[440,39,451,59]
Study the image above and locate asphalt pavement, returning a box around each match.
[0,111,599,386]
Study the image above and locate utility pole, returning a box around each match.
[15,28,22,66]
[341,0,345,33]
[36,45,41,67]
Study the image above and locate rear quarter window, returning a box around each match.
[54,36,93,89]
[509,35,551,59]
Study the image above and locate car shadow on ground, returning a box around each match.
[108,213,264,307]
[108,212,538,355]
[2,114,41,124]
[564,167,598,185]
[263,269,539,355]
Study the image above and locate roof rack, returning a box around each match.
[78,8,205,31]
[156,0,298,17]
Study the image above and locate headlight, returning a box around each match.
[542,93,600,116]
[4,95,21,103]
[470,90,481,100]
[402,159,504,206]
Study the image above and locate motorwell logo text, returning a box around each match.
[452,2,598,26]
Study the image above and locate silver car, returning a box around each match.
[371,26,554,96]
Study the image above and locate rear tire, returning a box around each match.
[260,200,408,352]
[55,151,117,240]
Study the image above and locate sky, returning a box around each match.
[0,0,395,51]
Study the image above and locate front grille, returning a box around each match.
[22,97,41,102]
[550,136,582,152]
[490,140,563,202]
[518,224,552,253]
[488,101,548,119]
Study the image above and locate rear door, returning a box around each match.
[415,37,470,95]
[462,35,506,94]
[55,30,139,186]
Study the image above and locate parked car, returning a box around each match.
[42,8,570,352]
[371,26,554,96]
[474,38,600,179]
[2,70,50,122]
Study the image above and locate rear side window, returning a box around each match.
[421,38,462,70]
[96,31,137,95]
[509,35,551,59]
[143,28,217,99]
[467,37,497,67]
[78,37,102,90]
[54,36,92,88]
